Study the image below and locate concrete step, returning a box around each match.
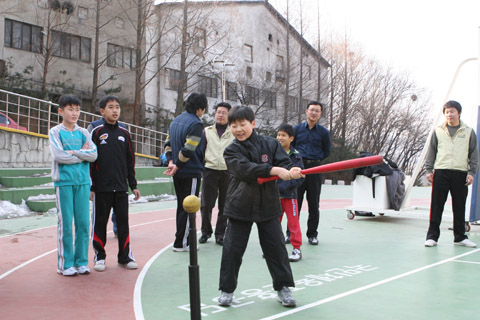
[0,176,52,188]
[0,168,50,178]
[23,179,175,212]
[26,199,56,213]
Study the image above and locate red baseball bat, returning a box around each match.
[257,155,384,184]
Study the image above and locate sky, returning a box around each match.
[270,0,480,125]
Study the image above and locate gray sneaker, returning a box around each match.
[277,286,296,307]
[218,291,234,306]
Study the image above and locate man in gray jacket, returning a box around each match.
[199,102,234,245]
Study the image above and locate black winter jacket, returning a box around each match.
[223,131,293,222]
[90,121,137,192]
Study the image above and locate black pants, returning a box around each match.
[296,160,323,238]
[200,168,229,241]
[173,175,201,249]
[427,169,468,242]
[219,218,294,293]
[92,191,134,264]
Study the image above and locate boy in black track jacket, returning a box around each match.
[217,106,303,308]
[90,95,140,272]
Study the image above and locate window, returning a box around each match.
[78,6,88,19]
[107,43,135,69]
[193,27,206,49]
[4,19,42,53]
[276,55,284,70]
[301,99,309,110]
[245,86,260,105]
[246,66,252,79]
[266,71,272,83]
[287,95,299,112]
[198,75,217,98]
[115,17,124,29]
[226,82,237,101]
[244,44,253,62]
[166,68,187,91]
[52,30,91,62]
[37,0,49,8]
[262,90,276,109]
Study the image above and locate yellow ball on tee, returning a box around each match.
[183,195,201,213]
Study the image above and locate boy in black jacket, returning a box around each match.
[90,95,140,272]
[218,106,303,308]
[277,124,304,262]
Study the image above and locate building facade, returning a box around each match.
[0,0,139,113]
[146,0,330,132]
[1,0,329,131]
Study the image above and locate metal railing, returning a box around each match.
[0,89,167,159]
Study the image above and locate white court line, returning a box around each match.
[0,249,57,280]
[260,248,480,320]
[0,217,175,281]
[133,243,175,320]
[452,259,480,265]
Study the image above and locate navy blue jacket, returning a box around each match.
[293,122,331,160]
[164,112,205,178]
[278,146,304,199]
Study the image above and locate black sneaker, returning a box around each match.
[216,238,224,246]
[308,237,319,245]
[285,235,291,244]
[199,234,210,243]
[277,287,296,307]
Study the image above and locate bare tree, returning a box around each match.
[324,36,432,173]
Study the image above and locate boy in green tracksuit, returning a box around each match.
[49,94,97,276]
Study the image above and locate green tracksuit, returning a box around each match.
[49,123,97,271]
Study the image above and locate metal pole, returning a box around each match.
[221,63,226,101]
[188,212,201,320]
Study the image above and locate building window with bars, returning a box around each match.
[262,90,276,109]
[287,95,299,112]
[107,43,135,69]
[4,19,42,53]
[51,30,91,62]
[226,81,237,101]
[198,75,217,98]
[245,86,260,105]
[244,44,253,62]
[165,68,187,91]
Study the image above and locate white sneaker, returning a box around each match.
[76,265,90,275]
[424,239,437,247]
[289,248,302,262]
[94,260,106,272]
[172,246,189,252]
[57,267,78,276]
[454,239,477,248]
[218,292,234,306]
[119,261,138,269]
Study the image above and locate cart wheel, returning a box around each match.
[379,213,385,216]
[347,210,355,220]
[465,222,471,232]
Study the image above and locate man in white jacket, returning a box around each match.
[424,100,478,248]
[199,102,234,245]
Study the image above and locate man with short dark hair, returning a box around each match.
[164,92,207,252]
[424,100,478,248]
[199,102,234,246]
[291,101,331,245]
